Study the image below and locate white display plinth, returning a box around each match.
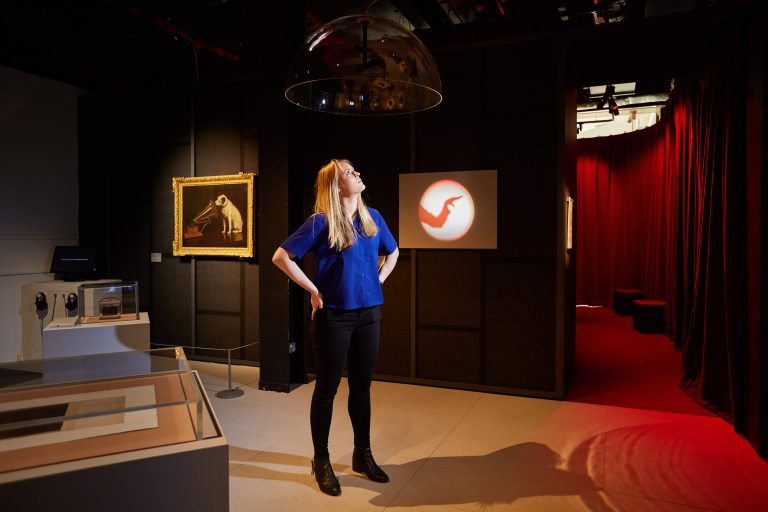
[42,312,150,359]
[19,279,121,360]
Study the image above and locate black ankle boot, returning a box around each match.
[311,458,341,496]
[352,447,389,483]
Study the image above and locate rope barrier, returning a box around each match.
[151,342,258,352]
[151,342,257,399]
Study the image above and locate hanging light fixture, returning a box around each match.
[285,13,443,115]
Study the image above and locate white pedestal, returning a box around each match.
[42,312,150,359]
[19,279,120,360]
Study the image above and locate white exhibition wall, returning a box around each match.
[0,65,84,362]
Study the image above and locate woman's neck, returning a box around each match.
[341,195,358,220]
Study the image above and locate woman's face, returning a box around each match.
[336,161,365,197]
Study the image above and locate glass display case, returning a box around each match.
[76,281,139,324]
[0,347,228,510]
[0,347,208,473]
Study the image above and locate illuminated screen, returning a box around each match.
[399,170,497,249]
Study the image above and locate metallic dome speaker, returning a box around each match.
[285,15,443,115]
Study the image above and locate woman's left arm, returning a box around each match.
[378,248,399,284]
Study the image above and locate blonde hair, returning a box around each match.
[314,159,378,251]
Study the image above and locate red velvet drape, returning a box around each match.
[576,125,676,329]
[575,35,745,422]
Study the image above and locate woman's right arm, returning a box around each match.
[271,247,324,317]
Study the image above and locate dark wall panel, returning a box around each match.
[196,312,241,357]
[416,50,485,172]
[150,256,191,347]
[494,155,556,259]
[151,144,189,253]
[79,93,155,307]
[484,43,557,106]
[195,84,243,176]
[244,137,258,175]
[147,90,191,144]
[485,260,556,390]
[417,251,483,328]
[417,328,482,383]
[196,259,241,313]
[485,102,557,261]
[244,263,260,362]
[255,1,309,388]
[483,42,558,261]
[377,255,411,377]
[242,79,259,140]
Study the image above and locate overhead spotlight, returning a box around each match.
[596,96,607,110]
[596,84,615,109]
[608,97,620,115]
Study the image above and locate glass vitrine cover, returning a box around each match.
[76,281,139,324]
[0,347,205,473]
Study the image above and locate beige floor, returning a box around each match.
[190,361,768,512]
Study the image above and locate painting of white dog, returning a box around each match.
[173,172,254,257]
[215,194,243,234]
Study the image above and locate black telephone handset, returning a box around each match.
[35,292,48,320]
[65,293,78,311]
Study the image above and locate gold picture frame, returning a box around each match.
[172,173,255,257]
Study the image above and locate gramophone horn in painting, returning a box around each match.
[285,14,442,115]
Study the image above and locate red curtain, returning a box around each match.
[576,125,676,326]
[575,38,745,423]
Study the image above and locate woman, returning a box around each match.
[272,158,399,496]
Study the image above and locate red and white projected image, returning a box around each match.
[418,180,475,241]
[399,170,497,249]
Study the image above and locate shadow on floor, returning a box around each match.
[229,447,323,492]
[229,441,608,510]
[369,441,606,510]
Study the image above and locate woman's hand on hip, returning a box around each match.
[311,291,324,320]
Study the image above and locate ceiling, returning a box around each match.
[0,0,718,92]
[0,0,722,140]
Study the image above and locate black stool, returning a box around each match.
[632,300,666,334]
[613,288,644,316]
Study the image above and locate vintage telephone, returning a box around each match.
[64,292,78,317]
[34,292,48,320]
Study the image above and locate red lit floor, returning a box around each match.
[568,305,716,416]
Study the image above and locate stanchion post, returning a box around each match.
[216,347,244,399]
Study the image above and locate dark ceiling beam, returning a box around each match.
[408,0,454,28]
[388,0,433,29]
[119,2,242,60]
[626,0,648,21]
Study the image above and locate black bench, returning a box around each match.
[613,289,644,316]
[632,299,666,334]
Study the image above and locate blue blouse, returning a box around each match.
[280,208,398,310]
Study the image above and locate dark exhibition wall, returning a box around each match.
[76,4,575,398]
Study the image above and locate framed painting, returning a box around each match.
[172,173,255,257]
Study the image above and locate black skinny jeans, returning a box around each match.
[310,305,381,459]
